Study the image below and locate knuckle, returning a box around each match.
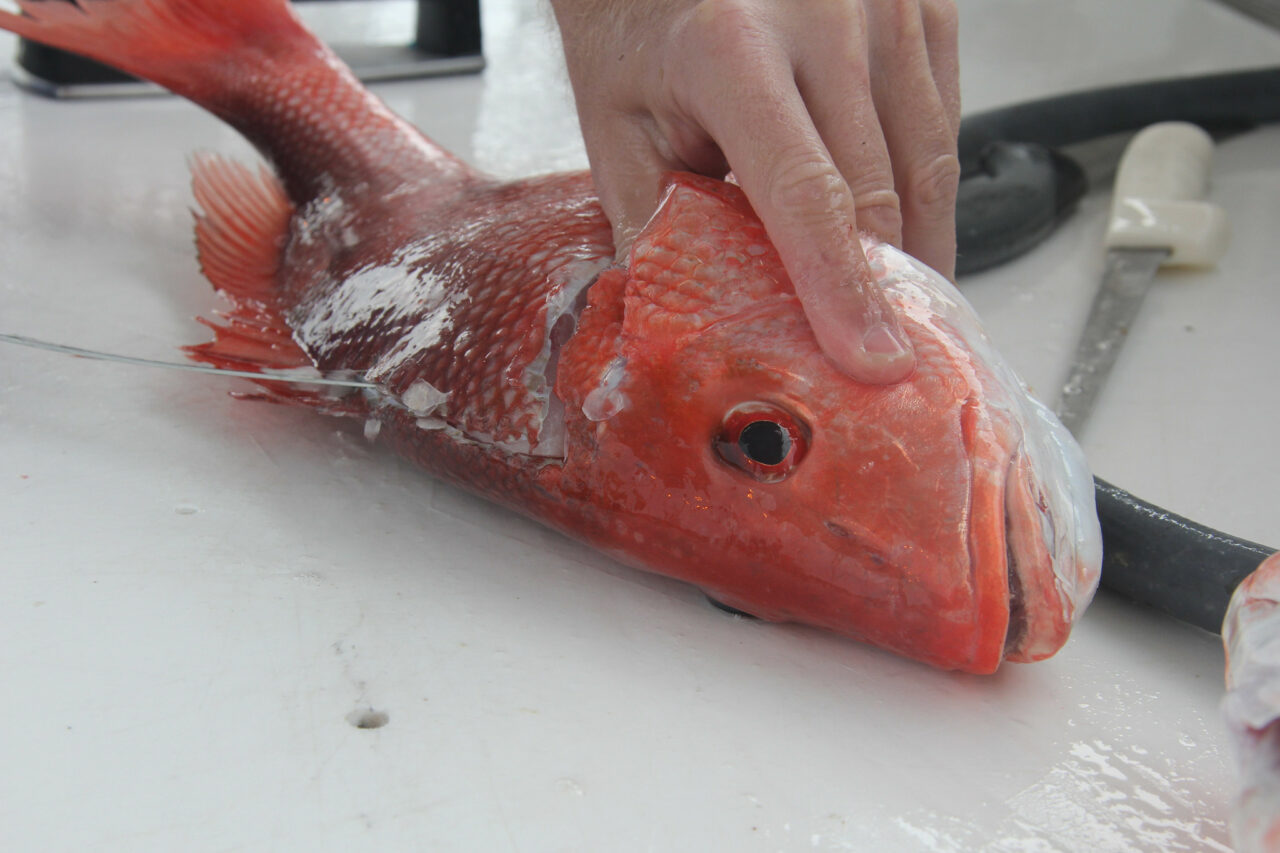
[686,0,770,60]
[766,150,857,228]
[851,187,902,218]
[852,188,904,242]
[904,152,961,215]
[817,0,864,33]
[844,161,901,215]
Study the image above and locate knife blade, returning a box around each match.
[0,331,377,389]
[1054,121,1229,437]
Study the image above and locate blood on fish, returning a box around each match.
[0,0,1102,673]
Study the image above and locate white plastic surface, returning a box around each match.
[1104,122,1230,266]
[2,1,1279,851]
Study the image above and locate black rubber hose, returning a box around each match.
[954,141,1086,275]
[1094,478,1277,633]
[958,65,1280,173]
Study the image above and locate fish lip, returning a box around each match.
[959,397,1025,674]
[954,372,1101,667]
[1001,449,1051,660]
[1002,444,1066,661]
[1000,440,1097,662]
[966,434,1076,668]
[1003,398,1103,662]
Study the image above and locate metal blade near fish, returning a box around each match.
[0,0,1101,673]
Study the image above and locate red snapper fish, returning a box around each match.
[1,0,1101,673]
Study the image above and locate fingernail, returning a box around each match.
[861,323,909,358]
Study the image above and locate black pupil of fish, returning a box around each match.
[738,420,790,466]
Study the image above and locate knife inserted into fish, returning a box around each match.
[1054,121,1229,438]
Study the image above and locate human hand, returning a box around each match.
[549,0,960,383]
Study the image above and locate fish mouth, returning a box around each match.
[864,238,1101,667]
[1001,451,1054,660]
[998,404,1103,662]
[1003,530,1029,659]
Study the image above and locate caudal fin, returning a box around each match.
[0,0,473,201]
[0,0,310,94]
[2,0,472,407]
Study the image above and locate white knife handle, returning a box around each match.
[1104,121,1229,267]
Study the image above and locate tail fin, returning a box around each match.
[0,0,473,201]
[0,0,311,94]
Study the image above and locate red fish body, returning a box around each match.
[2,0,1102,673]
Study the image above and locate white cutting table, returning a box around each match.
[1,1,1278,850]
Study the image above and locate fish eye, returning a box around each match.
[715,402,809,482]
[739,420,790,465]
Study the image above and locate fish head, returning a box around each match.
[555,173,1101,673]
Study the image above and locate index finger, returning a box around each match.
[691,49,914,384]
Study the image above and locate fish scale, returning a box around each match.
[0,0,1102,673]
[279,171,613,451]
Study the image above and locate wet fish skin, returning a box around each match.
[0,0,1101,673]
